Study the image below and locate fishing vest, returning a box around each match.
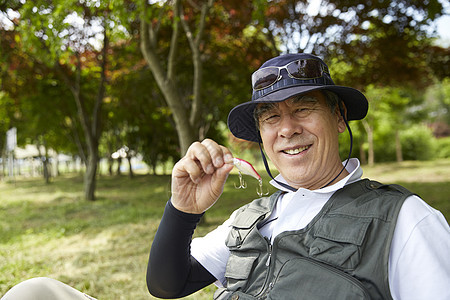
[214,179,413,300]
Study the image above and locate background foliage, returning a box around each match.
[1,0,449,181]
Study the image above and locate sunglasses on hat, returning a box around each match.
[251,58,330,91]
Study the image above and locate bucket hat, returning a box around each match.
[227,53,368,142]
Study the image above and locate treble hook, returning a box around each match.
[234,171,247,189]
[257,178,270,197]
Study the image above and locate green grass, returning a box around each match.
[1,159,449,299]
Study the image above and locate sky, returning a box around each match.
[435,14,450,47]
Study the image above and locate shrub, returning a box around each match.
[435,136,450,158]
[400,125,436,161]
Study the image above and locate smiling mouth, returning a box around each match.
[283,145,310,155]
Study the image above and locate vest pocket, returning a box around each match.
[268,257,371,300]
[310,215,371,270]
[226,209,265,249]
[225,252,259,292]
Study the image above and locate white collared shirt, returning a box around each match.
[191,159,450,299]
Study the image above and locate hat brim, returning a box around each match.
[227,85,368,143]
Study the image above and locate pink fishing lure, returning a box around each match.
[233,157,268,196]
[233,158,261,180]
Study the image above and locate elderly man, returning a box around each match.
[146,53,450,300]
[3,54,449,300]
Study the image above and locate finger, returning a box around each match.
[201,139,234,168]
[207,163,234,201]
[182,157,205,184]
[215,161,234,181]
[187,141,215,175]
[201,139,224,168]
[219,145,234,164]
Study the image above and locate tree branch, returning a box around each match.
[167,0,181,81]
[92,23,108,142]
[153,2,170,41]
[179,0,214,127]
[140,6,167,85]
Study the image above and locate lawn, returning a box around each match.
[1,159,449,299]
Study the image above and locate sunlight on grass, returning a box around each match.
[362,159,450,183]
[1,159,449,299]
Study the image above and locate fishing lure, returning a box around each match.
[233,158,269,197]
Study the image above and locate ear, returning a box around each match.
[337,102,347,133]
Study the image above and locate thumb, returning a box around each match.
[212,163,234,188]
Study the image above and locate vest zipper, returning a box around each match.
[255,237,274,299]
[265,238,272,266]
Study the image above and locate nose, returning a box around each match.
[278,113,303,139]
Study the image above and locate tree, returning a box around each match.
[255,0,443,85]
[360,85,429,164]
[139,0,214,154]
[248,0,446,165]
[137,0,281,155]
[0,92,15,178]
[3,0,269,184]
[0,28,20,177]
[107,66,181,175]
[424,45,450,137]
[0,22,91,180]
[18,74,76,182]
[12,0,130,200]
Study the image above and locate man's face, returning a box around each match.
[257,91,347,190]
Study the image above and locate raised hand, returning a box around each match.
[171,139,234,214]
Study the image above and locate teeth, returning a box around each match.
[285,146,309,155]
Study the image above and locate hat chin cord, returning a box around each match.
[257,106,353,192]
[257,140,298,192]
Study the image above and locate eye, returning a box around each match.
[260,113,280,124]
[294,107,312,118]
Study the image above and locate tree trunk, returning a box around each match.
[117,157,122,175]
[53,152,60,177]
[42,159,50,184]
[359,139,367,165]
[395,129,403,162]
[362,120,375,166]
[108,157,113,176]
[127,156,134,179]
[36,139,51,184]
[55,27,108,200]
[84,152,98,201]
[1,150,6,178]
[139,29,196,154]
